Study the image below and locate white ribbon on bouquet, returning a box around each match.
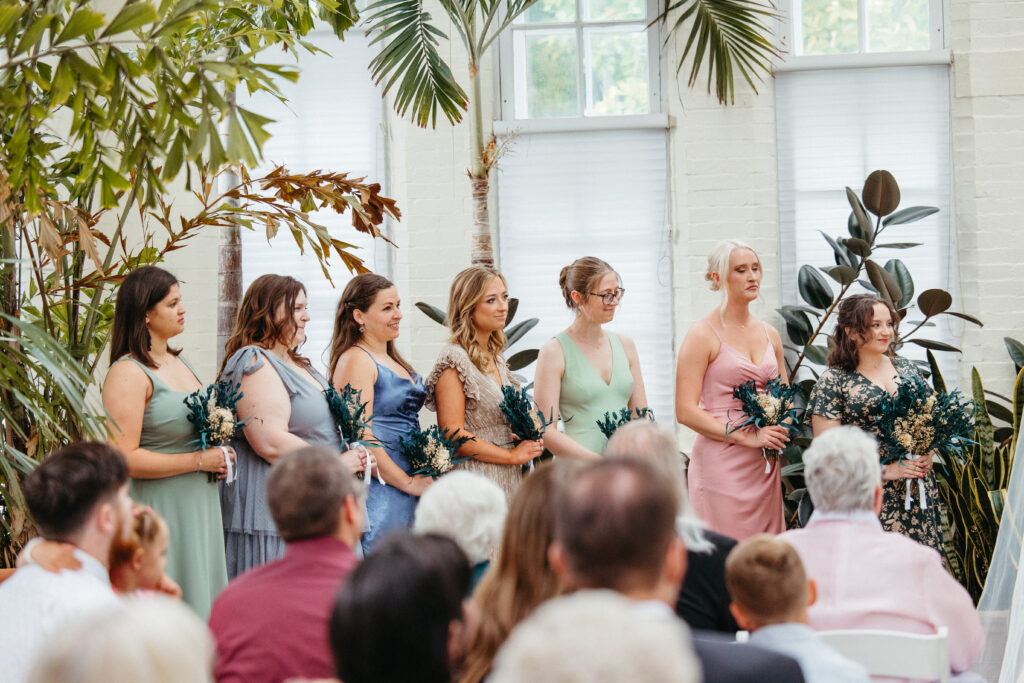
[902,453,927,510]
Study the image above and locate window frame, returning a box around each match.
[496,0,664,127]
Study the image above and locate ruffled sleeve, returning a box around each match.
[806,367,846,422]
[219,345,307,399]
[425,344,483,412]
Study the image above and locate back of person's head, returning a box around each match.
[488,590,699,683]
[267,446,362,542]
[725,534,809,629]
[804,426,880,513]
[330,532,471,683]
[414,471,507,564]
[555,458,679,592]
[26,596,214,683]
[23,442,128,542]
[603,420,713,553]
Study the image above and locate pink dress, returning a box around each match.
[687,322,785,539]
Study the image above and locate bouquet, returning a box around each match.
[399,425,476,478]
[183,381,247,483]
[728,377,800,474]
[325,383,381,482]
[876,372,974,510]
[498,385,555,472]
[596,407,655,439]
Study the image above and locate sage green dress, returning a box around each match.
[119,357,228,618]
[556,331,634,455]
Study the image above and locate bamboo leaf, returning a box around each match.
[55,8,106,44]
[101,1,159,37]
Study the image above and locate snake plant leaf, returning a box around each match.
[926,350,946,393]
[917,288,953,317]
[797,264,833,310]
[882,205,940,226]
[861,170,900,217]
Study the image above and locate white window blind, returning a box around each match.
[240,31,389,374]
[776,65,956,378]
[497,128,673,420]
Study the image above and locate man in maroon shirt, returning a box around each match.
[209,445,364,682]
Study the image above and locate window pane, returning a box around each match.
[523,0,576,24]
[584,0,645,21]
[868,0,931,52]
[521,31,579,118]
[801,0,858,54]
[585,28,649,116]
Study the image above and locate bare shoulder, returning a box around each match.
[536,338,566,374]
[612,332,640,357]
[334,346,378,380]
[103,357,150,390]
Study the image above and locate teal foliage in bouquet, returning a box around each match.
[499,385,554,442]
[183,381,247,482]
[400,426,476,478]
[728,377,800,469]
[875,373,975,466]
[596,407,655,439]
[325,383,379,480]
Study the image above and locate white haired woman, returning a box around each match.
[675,240,789,540]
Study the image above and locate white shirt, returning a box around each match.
[750,623,870,683]
[0,549,120,682]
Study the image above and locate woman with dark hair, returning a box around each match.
[329,273,431,554]
[533,256,647,459]
[807,293,942,552]
[330,532,471,683]
[102,265,231,617]
[219,274,367,578]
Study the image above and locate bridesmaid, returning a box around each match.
[218,275,367,578]
[102,266,232,617]
[534,257,647,459]
[329,273,432,554]
[675,240,789,540]
[807,294,942,553]
[426,267,543,501]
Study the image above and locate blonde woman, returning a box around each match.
[675,240,789,540]
[426,267,542,500]
[533,257,647,459]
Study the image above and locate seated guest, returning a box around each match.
[725,534,869,683]
[331,532,471,683]
[605,420,739,633]
[0,442,131,681]
[413,470,508,590]
[209,446,364,683]
[780,426,984,674]
[458,462,576,683]
[549,458,805,683]
[28,596,214,682]
[490,589,699,682]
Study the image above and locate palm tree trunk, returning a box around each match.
[468,63,494,267]
[217,219,241,372]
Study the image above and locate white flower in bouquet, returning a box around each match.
[425,437,453,474]
[755,393,782,424]
[208,407,237,444]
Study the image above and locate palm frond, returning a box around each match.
[660,0,779,104]
[365,0,469,127]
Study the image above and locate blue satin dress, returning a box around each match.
[359,350,427,555]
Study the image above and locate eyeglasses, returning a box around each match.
[588,288,625,305]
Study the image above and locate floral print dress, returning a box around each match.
[806,356,944,555]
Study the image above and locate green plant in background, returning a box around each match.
[0,0,395,565]
[415,298,541,372]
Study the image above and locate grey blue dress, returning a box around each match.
[118,356,227,619]
[358,348,427,555]
[219,346,341,579]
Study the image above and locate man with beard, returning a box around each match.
[0,442,132,681]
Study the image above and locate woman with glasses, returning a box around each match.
[534,257,648,459]
[675,240,789,540]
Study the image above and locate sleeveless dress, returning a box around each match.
[806,356,944,554]
[686,323,785,540]
[218,346,342,579]
[425,343,523,501]
[118,356,228,619]
[555,331,634,455]
[357,348,427,555]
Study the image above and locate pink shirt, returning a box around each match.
[780,513,983,674]
[209,536,359,683]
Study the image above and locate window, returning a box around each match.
[500,0,661,120]
[240,30,392,373]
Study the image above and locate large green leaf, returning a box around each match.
[415,301,447,325]
[846,187,873,242]
[926,350,946,393]
[507,348,539,371]
[862,170,900,217]
[797,264,833,310]
[1005,337,1024,372]
[906,338,961,353]
[504,318,538,347]
[882,206,939,226]
[917,289,952,317]
[883,259,914,309]
[865,259,901,310]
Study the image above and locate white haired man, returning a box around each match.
[779,426,984,675]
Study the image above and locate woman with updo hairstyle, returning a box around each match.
[675,240,789,540]
[329,273,431,554]
[533,257,647,459]
[807,293,942,553]
[425,267,542,500]
[103,265,231,617]
[218,274,367,579]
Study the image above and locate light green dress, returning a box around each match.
[119,357,228,619]
[556,331,634,455]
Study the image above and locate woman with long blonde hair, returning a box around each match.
[675,240,789,540]
[426,267,542,500]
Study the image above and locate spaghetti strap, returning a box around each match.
[763,323,772,343]
[703,320,724,341]
[353,345,377,363]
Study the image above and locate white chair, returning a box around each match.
[816,627,950,683]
